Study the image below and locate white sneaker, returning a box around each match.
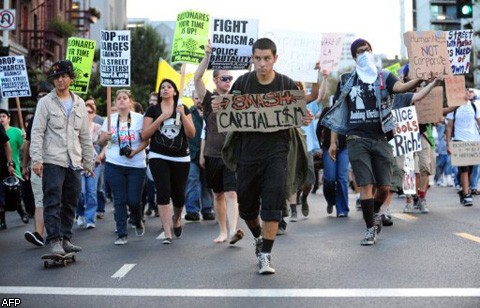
[86,223,95,229]
[404,201,414,213]
[76,216,86,227]
[114,236,128,245]
[257,253,275,274]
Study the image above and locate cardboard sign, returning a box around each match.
[100,30,131,87]
[403,31,452,80]
[445,75,466,107]
[263,29,320,83]
[208,17,258,70]
[66,37,96,94]
[414,86,443,124]
[0,56,31,97]
[402,152,416,194]
[171,10,210,65]
[450,141,480,166]
[319,33,344,72]
[389,106,422,157]
[216,90,307,132]
[447,29,474,75]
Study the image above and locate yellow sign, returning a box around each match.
[66,37,96,94]
[171,10,210,64]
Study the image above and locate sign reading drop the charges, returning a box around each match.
[207,17,258,70]
[216,90,307,133]
[66,37,96,94]
[0,56,31,98]
[100,30,130,87]
[389,106,422,157]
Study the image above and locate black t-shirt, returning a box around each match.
[145,103,191,158]
[203,90,226,158]
[229,71,297,163]
[0,124,9,179]
[25,116,34,142]
[333,73,397,139]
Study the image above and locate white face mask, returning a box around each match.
[356,52,378,84]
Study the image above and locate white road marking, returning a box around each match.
[0,287,480,297]
[391,213,419,221]
[111,264,136,279]
[455,232,480,244]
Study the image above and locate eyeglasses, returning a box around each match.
[218,76,233,82]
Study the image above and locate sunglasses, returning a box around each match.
[218,76,233,82]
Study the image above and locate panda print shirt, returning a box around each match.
[145,103,191,162]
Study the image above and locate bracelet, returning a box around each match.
[7,161,14,167]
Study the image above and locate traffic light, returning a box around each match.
[457,0,473,18]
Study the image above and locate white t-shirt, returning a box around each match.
[101,112,147,168]
[446,101,480,141]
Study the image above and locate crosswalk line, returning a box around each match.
[391,213,419,221]
[455,232,480,244]
[111,264,136,279]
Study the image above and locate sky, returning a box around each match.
[126,0,410,59]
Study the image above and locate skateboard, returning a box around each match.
[41,252,76,268]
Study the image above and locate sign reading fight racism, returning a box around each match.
[446,29,473,75]
[66,37,96,94]
[450,141,480,166]
[445,75,466,107]
[403,31,452,80]
[216,90,307,133]
[319,33,344,72]
[414,86,443,124]
[171,10,210,65]
[207,17,257,70]
[263,29,321,83]
[100,30,131,87]
[0,56,31,97]
[389,106,422,157]
[402,153,416,194]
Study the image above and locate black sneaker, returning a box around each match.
[185,212,200,221]
[381,214,393,226]
[301,199,309,217]
[24,231,45,246]
[0,220,6,230]
[277,218,287,235]
[202,212,215,221]
[145,208,153,217]
[374,213,382,235]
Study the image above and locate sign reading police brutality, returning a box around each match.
[208,17,258,70]
[171,10,210,65]
[446,29,473,75]
[100,30,130,87]
[66,37,96,94]
[389,106,422,157]
[319,33,344,72]
[451,141,480,166]
[403,31,452,80]
[0,56,31,97]
[216,90,307,133]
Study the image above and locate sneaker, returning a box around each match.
[63,239,82,252]
[404,200,414,213]
[135,220,145,237]
[24,231,45,247]
[257,253,275,275]
[413,195,419,209]
[50,239,66,255]
[0,220,6,230]
[96,212,105,219]
[326,204,334,214]
[374,213,382,235]
[360,227,377,246]
[185,212,200,221]
[86,223,96,229]
[301,199,309,217]
[277,218,287,235]
[76,216,86,227]
[202,212,215,221]
[145,208,153,217]
[381,214,393,226]
[289,210,298,222]
[114,236,128,245]
[462,194,473,206]
[356,198,361,210]
[154,210,160,217]
[254,237,263,256]
[21,214,29,224]
[162,237,172,245]
[418,198,429,213]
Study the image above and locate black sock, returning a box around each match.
[361,199,375,228]
[261,239,274,254]
[250,225,262,238]
[373,200,383,213]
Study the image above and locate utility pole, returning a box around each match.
[0,0,10,110]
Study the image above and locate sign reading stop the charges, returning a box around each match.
[208,17,258,70]
[216,90,307,133]
[100,30,130,87]
[66,37,96,94]
[0,56,31,97]
[389,106,422,157]
[450,141,480,166]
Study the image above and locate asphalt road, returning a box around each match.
[0,184,479,308]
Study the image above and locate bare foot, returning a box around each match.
[213,234,227,243]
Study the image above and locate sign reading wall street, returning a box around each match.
[100,30,131,87]
[216,90,307,133]
[0,56,31,97]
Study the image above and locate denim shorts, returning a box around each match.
[347,136,393,187]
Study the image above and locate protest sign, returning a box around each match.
[263,29,320,83]
[171,10,210,65]
[66,37,96,94]
[446,29,473,74]
[208,17,257,70]
[414,86,443,124]
[216,90,307,133]
[445,75,466,107]
[0,55,31,97]
[402,152,416,194]
[319,33,344,72]
[403,31,452,80]
[389,106,422,157]
[100,30,130,87]
[385,63,401,77]
[450,141,480,166]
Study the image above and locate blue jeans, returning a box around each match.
[96,163,106,213]
[77,164,101,224]
[185,162,213,214]
[470,165,479,190]
[322,147,349,216]
[105,162,146,237]
[42,164,81,243]
[435,154,451,183]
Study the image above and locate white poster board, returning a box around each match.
[0,56,31,98]
[100,30,131,87]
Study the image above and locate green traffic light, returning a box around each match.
[461,4,473,15]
